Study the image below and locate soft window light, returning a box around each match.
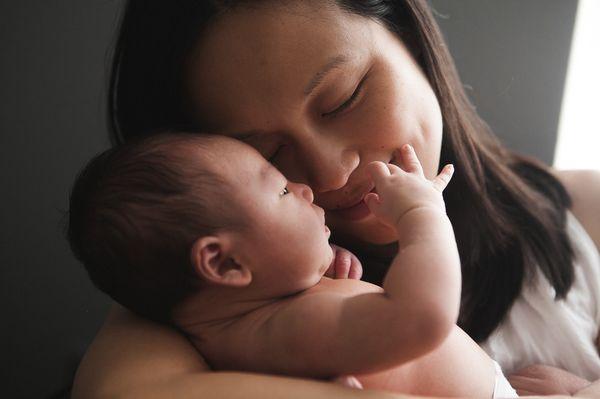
[554,0,600,170]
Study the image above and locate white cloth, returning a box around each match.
[482,211,600,380]
[493,360,519,398]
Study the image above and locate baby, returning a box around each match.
[68,132,517,398]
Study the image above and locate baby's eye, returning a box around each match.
[279,187,290,197]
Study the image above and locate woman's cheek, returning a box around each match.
[413,94,444,179]
[352,97,414,158]
[374,90,442,178]
[345,91,399,144]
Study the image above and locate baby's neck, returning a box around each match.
[172,286,280,337]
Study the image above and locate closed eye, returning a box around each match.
[322,74,368,117]
[241,134,284,163]
[268,145,284,162]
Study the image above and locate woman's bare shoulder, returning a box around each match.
[72,304,209,399]
[552,168,600,250]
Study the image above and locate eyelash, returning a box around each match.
[268,75,368,160]
[280,187,290,197]
[268,146,283,162]
[322,76,366,118]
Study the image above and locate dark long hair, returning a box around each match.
[107,0,574,342]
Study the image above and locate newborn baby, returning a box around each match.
[68,132,517,398]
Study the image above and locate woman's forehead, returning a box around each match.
[185,2,376,129]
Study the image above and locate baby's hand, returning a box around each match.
[324,244,363,280]
[364,144,453,229]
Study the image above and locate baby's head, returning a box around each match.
[68,133,333,323]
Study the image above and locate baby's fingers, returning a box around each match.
[397,144,424,177]
[334,249,351,279]
[348,254,363,280]
[364,192,381,211]
[366,161,392,185]
[326,245,363,280]
[432,164,454,192]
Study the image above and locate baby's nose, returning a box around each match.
[291,182,314,203]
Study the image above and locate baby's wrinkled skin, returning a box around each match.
[172,137,496,397]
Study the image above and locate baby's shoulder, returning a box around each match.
[303,277,384,296]
[197,279,383,370]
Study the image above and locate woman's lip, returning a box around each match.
[331,199,371,221]
[325,184,376,210]
[327,187,376,222]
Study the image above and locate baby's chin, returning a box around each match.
[320,244,336,275]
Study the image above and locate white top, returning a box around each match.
[482,211,600,380]
[493,360,519,398]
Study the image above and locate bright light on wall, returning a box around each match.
[554,0,600,170]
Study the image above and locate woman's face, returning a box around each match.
[186,1,443,245]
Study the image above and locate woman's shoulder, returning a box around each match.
[72,304,209,399]
[552,168,600,250]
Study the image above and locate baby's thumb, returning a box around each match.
[364,192,381,212]
[333,375,363,389]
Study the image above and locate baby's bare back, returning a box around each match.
[191,278,494,396]
[190,278,382,371]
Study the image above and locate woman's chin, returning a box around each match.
[330,217,398,246]
[359,225,398,245]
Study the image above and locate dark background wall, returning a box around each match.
[1,2,119,398]
[429,0,577,163]
[0,1,577,397]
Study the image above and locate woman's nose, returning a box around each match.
[289,182,314,203]
[294,135,358,194]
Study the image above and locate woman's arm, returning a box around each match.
[554,169,600,350]
[575,378,600,397]
[72,304,416,399]
[554,169,600,250]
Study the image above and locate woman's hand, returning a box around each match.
[508,364,591,396]
[325,244,363,280]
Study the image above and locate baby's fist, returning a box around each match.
[325,244,363,280]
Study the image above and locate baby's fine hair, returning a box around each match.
[68,132,235,323]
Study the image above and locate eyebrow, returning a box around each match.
[259,162,281,184]
[259,162,272,181]
[228,55,350,139]
[303,54,349,96]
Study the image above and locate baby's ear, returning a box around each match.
[190,235,252,287]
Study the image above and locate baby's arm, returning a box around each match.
[213,145,459,379]
[364,145,460,336]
